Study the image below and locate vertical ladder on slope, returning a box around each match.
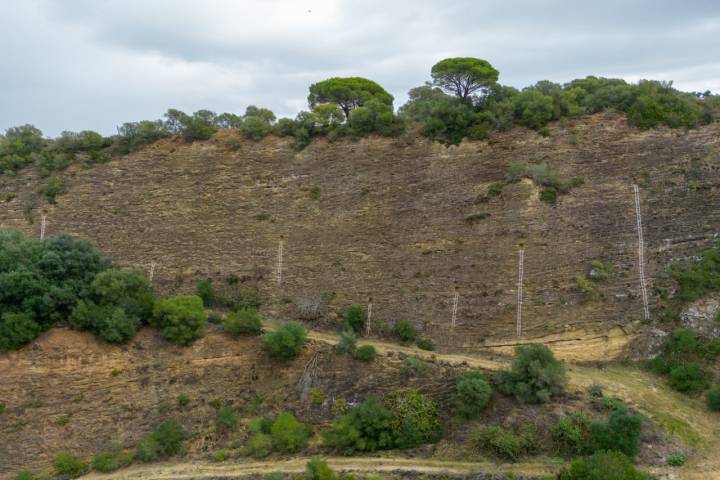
[633,184,650,321]
[40,215,47,240]
[276,236,284,285]
[451,287,459,329]
[517,247,524,337]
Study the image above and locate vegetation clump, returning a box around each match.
[91,444,134,473]
[493,344,567,403]
[262,321,307,361]
[557,451,653,480]
[394,319,417,342]
[152,295,206,345]
[343,304,367,334]
[453,370,492,419]
[223,307,263,336]
[53,451,86,478]
[136,419,187,462]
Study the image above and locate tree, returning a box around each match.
[262,321,307,361]
[385,389,441,448]
[453,370,492,419]
[430,58,499,101]
[270,413,308,453]
[590,408,643,458]
[223,307,263,336]
[493,344,566,403]
[343,304,367,333]
[308,77,393,121]
[152,295,206,345]
[324,398,395,452]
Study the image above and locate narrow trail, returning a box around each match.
[82,457,557,479]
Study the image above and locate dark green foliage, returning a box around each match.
[667,454,688,466]
[0,312,41,350]
[195,279,215,306]
[223,308,263,336]
[152,295,206,345]
[385,389,441,448]
[670,243,720,302]
[453,371,492,419]
[91,444,134,472]
[241,116,272,140]
[353,344,376,362]
[262,321,307,361]
[136,419,187,462]
[305,458,337,480]
[0,402,5,414]
[590,408,643,458]
[493,344,566,403]
[270,413,309,453]
[165,109,217,141]
[511,90,555,129]
[551,413,593,456]
[216,406,239,431]
[706,387,720,411]
[54,451,86,477]
[394,319,416,342]
[471,425,533,460]
[336,329,357,354]
[430,57,499,100]
[70,268,154,343]
[0,125,45,175]
[669,362,707,392]
[42,175,65,203]
[308,77,394,120]
[244,417,274,457]
[13,471,35,480]
[177,393,190,407]
[558,451,653,480]
[416,339,435,351]
[114,120,169,154]
[324,398,395,452]
[343,304,367,334]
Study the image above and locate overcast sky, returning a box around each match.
[2,0,719,137]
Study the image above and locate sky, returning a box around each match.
[2,0,719,137]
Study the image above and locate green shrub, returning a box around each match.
[305,458,337,480]
[336,329,357,354]
[244,432,273,457]
[551,413,592,456]
[240,116,272,141]
[0,402,5,414]
[13,471,35,480]
[177,393,190,407]
[453,371,492,419]
[223,308,263,336]
[353,344,376,362]
[416,339,435,351]
[670,244,720,302]
[343,304,367,334]
[558,451,653,480]
[706,387,720,411]
[471,425,528,460]
[91,444,134,472]
[385,389,441,448]
[0,312,41,351]
[669,362,707,392]
[394,319,417,342]
[136,419,187,462]
[114,120,169,154]
[493,344,566,403]
[43,176,65,204]
[590,260,611,281]
[152,295,206,345]
[164,109,217,141]
[540,187,558,204]
[54,451,85,478]
[212,449,229,462]
[195,279,216,306]
[590,408,643,458]
[270,413,309,453]
[324,398,395,452]
[667,453,688,466]
[216,405,239,432]
[576,275,597,300]
[401,355,429,377]
[262,321,307,361]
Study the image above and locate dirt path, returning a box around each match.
[82,456,557,479]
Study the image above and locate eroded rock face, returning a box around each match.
[626,328,670,359]
[680,296,720,338]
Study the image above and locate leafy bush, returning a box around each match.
[353,344,376,362]
[511,90,555,129]
[670,244,720,302]
[177,393,190,407]
[0,312,41,351]
[54,451,86,477]
[706,387,720,411]
[416,339,435,351]
[13,471,35,480]
[136,419,187,461]
[551,413,592,456]
[576,275,597,300]
[453,370,492,419]
[216,406,239,432]
[240,116,272,140]
[385,389,441,448]
[667,453,688,466]
[164,109,217,141]
[493,344,566,403]
[471,425,532,460]
[324,398,395,452]
[91,444,134,472]
[305,458,337,480]
[558,451,653,480]
[212,449,229,462]
[336,329,357,354]
[669,362,707,392]
[114,120,169,154]
[262,321,307,361]
[343,304,367,333]
[270,413,309,453]
[244,430,273,457]
[590,408,643,458]
[195,279,215,306]
[394,319,417,342]
[43,175,65,204]
[223,308,263,336]
[152,295,206,345]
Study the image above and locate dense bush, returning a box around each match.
[416,339,435,351]
[305,458,337,480]
[262,321,307,361]
[216,405,239,432]
[353,344,376,362]
[324,398,395,452]
[558,451,653,480]
[54,451,86,478]
[336,329,357,354]
[197,277,261,310]
[114,120,169,154]
[343,304,367,334]
[669,362,707,392]
[551,413,593,456]
[240,116,272,140]
[394,319,417,342]
[385,389,441,448]
[493,344,566,403]
[270,413,309,453]
[706,387,720,411]
[165,109,217,141]
[453,370,492,419]
[152,295,206,345]
[195,279,216,306]
[670,244,720,302]
[471,424,534,460]
[590,408,643,458]
[136,419,187,461]
[223,308,263,336]
[91,444,134,473]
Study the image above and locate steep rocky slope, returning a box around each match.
[0,113,718,353]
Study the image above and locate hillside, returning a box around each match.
[1,113,718,353]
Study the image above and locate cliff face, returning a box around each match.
[0,113,718,351]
